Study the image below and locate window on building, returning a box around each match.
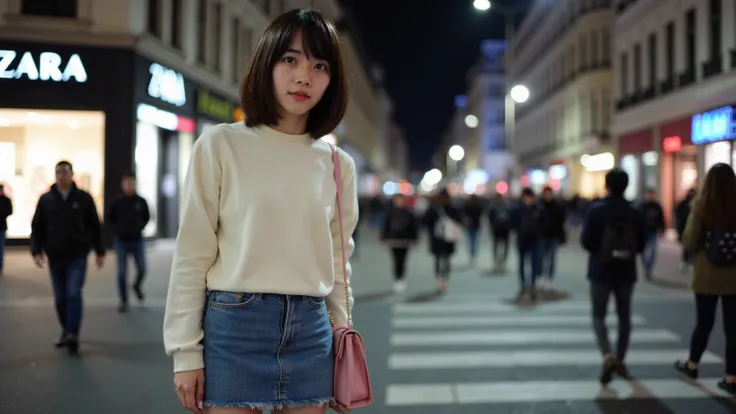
[602,89,610,129]
[620,52,629,97]
[21,0,77,18]
[602,27,611,65]
[171,0,183,50]
[579,35,588,70]
[666,21,675,78]
[231,18,241,83]
[591,92,599,132]
[648,33,657,88]
[147,0,161,37]
[633,43,642,92]
[197,0,207,64]
[590,31,599,67]
[709,0,721,59]
[214,2,223,71]
[686,8,696,72]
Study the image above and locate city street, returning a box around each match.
[0,228,734,413]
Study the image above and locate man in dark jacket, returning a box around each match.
[675,188,696,272]
[539,187,567,291]
[107,173,150,312]
[0,183,12,275]
[638,189,665,279]
[488,193,513,273]
[30,161,105,355]
[581,168,646,385]
[512,188,546,301]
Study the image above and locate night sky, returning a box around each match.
[344,0,531,174]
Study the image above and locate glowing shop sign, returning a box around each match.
[0,50,87,82]
[691,106,736,145]
[137,103,195,133]
[662,136,682,152]
[148,63,187,107]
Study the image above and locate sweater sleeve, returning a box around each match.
[326,148,358,328]
[163,131,221,373]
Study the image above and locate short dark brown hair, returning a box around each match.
[240,9,348,139]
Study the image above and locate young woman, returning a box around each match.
[423,188,462,292]
[163,9,357,414]
[381,194,419,293]
[674,163,736,394]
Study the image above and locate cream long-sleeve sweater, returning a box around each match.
[163,122,358,373]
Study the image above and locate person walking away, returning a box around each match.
[512,188,545,301]
[539,187,567,292]
[488,193,512,273]
[0,183,12,276]
[165,10,360,413]
[581,168,646,385]
[29,161,105,356]
[423,188,463,293]
[107,173,151,313]
[462,195,483,266]
[674,163,736,395]
[676,188,696,273]
[637,189,665,280]
[381,194,419,293]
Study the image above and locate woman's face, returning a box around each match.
[272,32,331,118]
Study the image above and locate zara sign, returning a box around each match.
[0,49,88,83]
[148,63,187,107]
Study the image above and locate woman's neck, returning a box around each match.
[271,112,308,135]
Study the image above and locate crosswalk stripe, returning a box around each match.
[0,298,166,307]
[394,299,690,314]
[390,329,680,346]
[385,378,733,405]
[393,314,647,328]
[388,349,722,369]
[430,293,693,302]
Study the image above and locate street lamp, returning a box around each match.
[510,84,530,103]
[449,145,465,161]
[447,145,465,179]
[473,0,491,11]
[464,114,479,128]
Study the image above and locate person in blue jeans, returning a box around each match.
[107,173,150,313]
[462,195,483,265]
[512,188,546,301]
[638,189,665,280]
[0,183,12,276]
[30,161,105,356]
[539,187,567,291]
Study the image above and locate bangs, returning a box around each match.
[273,9,340,66]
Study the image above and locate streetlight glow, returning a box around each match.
[510,84,530,103]
[464,114,479,128]
[449,145,465,161]
[473,0,491,11]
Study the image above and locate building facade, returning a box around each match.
[613,0,736,227]
[0,0,379,242]
[510,0,614,197]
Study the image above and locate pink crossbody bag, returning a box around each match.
[328,144,374,409]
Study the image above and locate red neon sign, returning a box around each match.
[663,136,682,152]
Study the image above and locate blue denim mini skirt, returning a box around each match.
[202,291,334,410]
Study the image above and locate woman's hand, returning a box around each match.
[329,402,351,413]
[174,369,205,413]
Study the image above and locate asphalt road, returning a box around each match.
[0,227,733,413]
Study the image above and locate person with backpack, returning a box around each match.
[382,194,420,294]
[674,163,736,395]
[581,168,647,385]
[489,193,512,273]
[511,188,546,301]
[423,188,463,293]
[638,188,665,280]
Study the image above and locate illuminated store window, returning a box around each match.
[0,109,105,238]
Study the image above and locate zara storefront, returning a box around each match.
[0,40,224,242]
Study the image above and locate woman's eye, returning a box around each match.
[283,56,296,64]
[315,63,329,71]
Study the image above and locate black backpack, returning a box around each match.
[600,211,638,264]
[705,228,736,268]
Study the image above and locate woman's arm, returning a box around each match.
[327,148,358,328]
[163,131,221,373]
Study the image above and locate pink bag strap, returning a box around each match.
[330,144,352,328]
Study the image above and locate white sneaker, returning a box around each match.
[393,280,407,294]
